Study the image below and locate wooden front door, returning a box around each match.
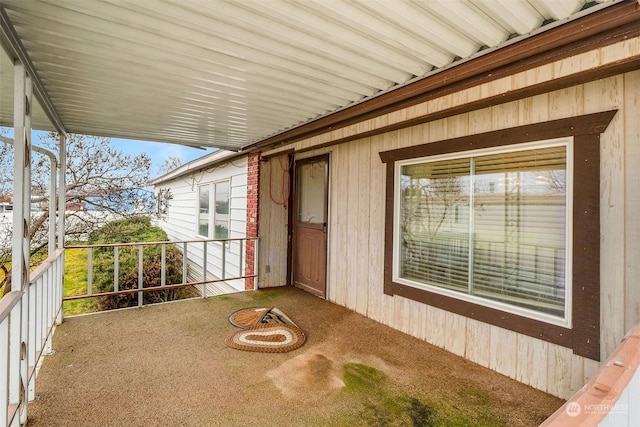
[292,155,329,298]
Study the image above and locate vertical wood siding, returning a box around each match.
[258,38,640,399]
[257,154,290,288]
[624,71,640,333]
[154,157,248,294]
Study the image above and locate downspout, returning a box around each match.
[0,136,59,256]
[33,145,57,256]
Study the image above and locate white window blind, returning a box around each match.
[398,143,568,319]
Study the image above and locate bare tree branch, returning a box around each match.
[0,132,153,291]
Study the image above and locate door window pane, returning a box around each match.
[296,161,326,224]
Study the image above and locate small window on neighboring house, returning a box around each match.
[214,181,230,239]
[395,140,570,324]
[197,180,230,239]
[198,185,210,238]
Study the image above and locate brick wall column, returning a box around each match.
[245,152,260,290]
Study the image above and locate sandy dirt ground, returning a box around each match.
[26,286,563,426]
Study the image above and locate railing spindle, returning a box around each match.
[56,252,64,325]
[239,239,244,278]
[27,281,36,402]
[63,237,259,303]
[161,244,166,287]
[221,241,226,280]
[0,303,10,425]
[202,241,207,298]
[138,245,144,307]
[254,238,259,291]
[114,246,119,293]
[182,242,188,285]
[87,247,93,295]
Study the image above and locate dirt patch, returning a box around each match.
[267,351,345,399]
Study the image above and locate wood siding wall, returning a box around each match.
[257,155,291,288]
[154,156,248,293]
[258,37,640,399]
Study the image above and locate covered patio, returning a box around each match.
[27,287,561,426]
[1,1,640,426]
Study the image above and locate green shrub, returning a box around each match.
[89,216,197,310]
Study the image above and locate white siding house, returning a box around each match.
[150,150,249,295]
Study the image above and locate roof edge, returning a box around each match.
[149,150,246,186]
[243,0,637,152]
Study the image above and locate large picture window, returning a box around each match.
[379,110,617,360]
[395,141,571,324]
[197,180,230,239]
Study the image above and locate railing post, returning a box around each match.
[10,62,32,425]
[138,245,144,307]
[113,246,119,293]
[239,239,244,278]
[202,241,207,298]
[0,302,9,425]
[27,279,36,402]
[56,250,64,325]
[58,134,66,250]
[20,286,29,423]
[161,244,166,287]
[44,269,53,355]
[182,242,187,285]
[254,238,259,290]
[2,292,25,427]
[221,241,226,280]
[22,75,33,424]
[87,247,93,295]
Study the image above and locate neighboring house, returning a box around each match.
[249,10,640,400]
[150,150,252,295]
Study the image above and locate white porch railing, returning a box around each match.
[1,248,64,427]
[64,237,258,309]
[1,236,258,426]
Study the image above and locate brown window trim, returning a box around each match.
[379,110,617,361]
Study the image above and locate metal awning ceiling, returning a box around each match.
[0,0,616,151]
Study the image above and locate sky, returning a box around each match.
[1,127,214,178]
[109,137,214,178]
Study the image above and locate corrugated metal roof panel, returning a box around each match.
[0,0,618,150]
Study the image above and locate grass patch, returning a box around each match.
[247,289,280,305]
[63,247,98,316]
[319,363,504,427]
[343,363,388,392]
[1,253,51,297]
